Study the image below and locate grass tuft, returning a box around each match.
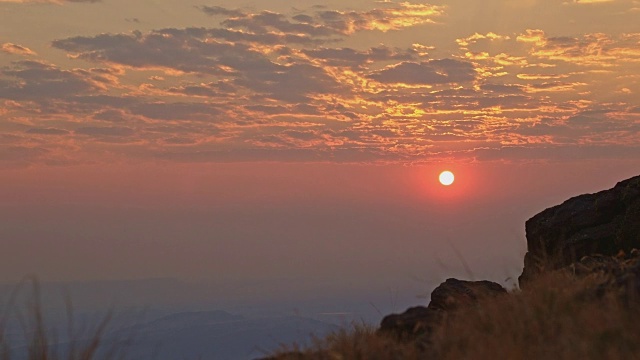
[269,270,640,360]
[0,277,125,360]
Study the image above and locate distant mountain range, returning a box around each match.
[3,309,339,360]
[0,278,383,360]
[120,310,339,360]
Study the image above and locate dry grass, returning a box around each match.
[0,277,127,360]
[270,325,425,360]
[432,272,640,360]
[4,272,640,360]
[269,271,640,360]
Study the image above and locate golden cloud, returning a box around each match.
[1,43,36,56]
[518,30,640,66]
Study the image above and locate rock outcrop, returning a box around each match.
[570,250,640,301]
[380,174,640,342]
[378,278,506,340]
[519,175,640,287]
[378,306,437,339]
[267,174,640,360]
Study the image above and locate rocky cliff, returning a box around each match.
[379,174,640,341]
[519,175,640,286]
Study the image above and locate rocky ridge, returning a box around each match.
[519,174,640,285]
[378,174,640,341]
[264,175,640,359]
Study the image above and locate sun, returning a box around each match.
[439,171,455,186]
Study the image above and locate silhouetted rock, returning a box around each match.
[379,278,506,340]
[258,351,310,360]
[379,306,437,339]
[428,278,507,312]
[569,249,640,301]
[519,175,640,287]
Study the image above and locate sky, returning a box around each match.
[1,0,639,301]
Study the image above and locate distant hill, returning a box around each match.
[116,311,339,360]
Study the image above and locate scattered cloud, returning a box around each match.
[75,126,135,137]
[518,30,640,66]
[26,128,70,135]
[52,28,344,102]
[129,102,223,121]
[302,45,415,69]
[204,3,445,36]
[0,2,638,165]
[368,59,476,85]
[1,43,36,56]
[0,60,101,100]
[312,3,445,34]
[456,32,510,49]
[199,5,244,18]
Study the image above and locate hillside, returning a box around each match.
[267,174,640,359]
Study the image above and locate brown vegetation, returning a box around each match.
[0,278,123,360]
[268,269,640,360]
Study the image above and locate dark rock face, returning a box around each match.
[519,175,640,287]
[379,306,437,339]
[570,250,640,300]
[379,279,506,340]
[429,279,507,312]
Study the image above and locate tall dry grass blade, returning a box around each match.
[1,275,125,360]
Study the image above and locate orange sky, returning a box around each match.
[0,0,638,166]
[0,0,639,292]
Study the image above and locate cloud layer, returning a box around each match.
[0,1,638,167]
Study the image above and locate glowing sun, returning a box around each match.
[439,171,455,186]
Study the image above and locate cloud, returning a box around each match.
[0,60,100,100]
[92,109,128,122]
[1,43,36,56]
[202,3,444,37]
[314,3,445,34]
[456,32,510,49]
[512,108,640,147]
[53,31,244,74]
[518,29,640,66]
[516,29,547,45]
[221,11,337,37]
[368,59,476,85]
[75,126,135,136]
[302,45,415,68]
[244,103,321,116]
[53,31,217,70]
[167,82,235,98]
[26,128,70,135]
[479,84,524,94]
[472,144,640,162]
[524,81,588,93]
[199,5,244,17]
[53,29,343,102]
[234,62,342,102]
[1,3,638,166]
[129,102,223,121]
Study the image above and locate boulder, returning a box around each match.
[379,278,506,340]
[428,278,507,312]
[519,175,640,287]
[378,306,438,339]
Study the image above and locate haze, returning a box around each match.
[1,0,639,309]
